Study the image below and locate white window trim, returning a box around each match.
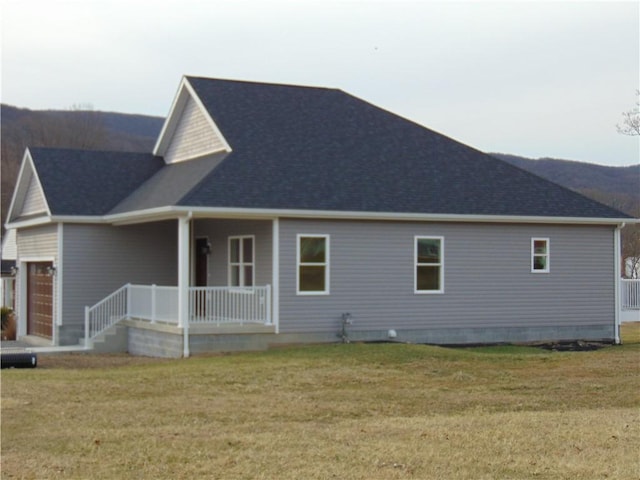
[414,236,445,294]
[296,234,330,295]
[228,235,255,287]
[531,237,550,273]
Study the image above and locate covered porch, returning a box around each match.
[84,283,274,356]
[82,215,279,356]
[86,283,271,330]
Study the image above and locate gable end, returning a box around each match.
[7,150,51,223]
[154,77,231,164]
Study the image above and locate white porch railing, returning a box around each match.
[84,284,129,343]
[85,284,272,345]
[129,284,179,323]
[190,285,271,326]
[621,279,640,310]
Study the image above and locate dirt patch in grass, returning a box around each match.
[535,340,610,352]
[34,352,173,369]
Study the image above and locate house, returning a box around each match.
[4,76,634,357]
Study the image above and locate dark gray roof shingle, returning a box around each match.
[27,78,631,220]
[29,148,164,215]
[180,77,628,219]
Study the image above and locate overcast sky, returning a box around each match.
[1,0,638,166]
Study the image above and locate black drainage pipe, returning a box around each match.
[1,352,38,369]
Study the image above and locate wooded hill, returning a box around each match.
[493,153,639,217]
[1,105,638,237]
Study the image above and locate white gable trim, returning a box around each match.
[153,76,232,162]
[6,149,52,224]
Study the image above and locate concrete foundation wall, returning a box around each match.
[128,325,183,358]
[117,322,616,358]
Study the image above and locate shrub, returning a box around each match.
[1,306,16,340]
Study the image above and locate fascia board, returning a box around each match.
[6,149,52,223]
[5,215,53,230]
[152,77,190,156]
[7,205,634,228]
[101,205,637,226]
[5,150,31,223]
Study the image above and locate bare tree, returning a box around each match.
[616,90,640,136]
[623,224,640,278]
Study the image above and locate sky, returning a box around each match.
[1,0,638,166]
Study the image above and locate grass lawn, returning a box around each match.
[2,324,639,479]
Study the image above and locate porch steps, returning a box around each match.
[82,323,128,353]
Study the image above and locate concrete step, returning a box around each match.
[84,323,129,353]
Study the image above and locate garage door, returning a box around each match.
[27,262,53,338]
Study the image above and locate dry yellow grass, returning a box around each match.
[2,323,639,479]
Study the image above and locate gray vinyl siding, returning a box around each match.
[194,219,273,287]
[17,224,58,258]
[21,175,47,216]
[62,221,178,328]
[165,96,227,163]
[278,219,615,335]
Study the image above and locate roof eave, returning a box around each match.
[7,206,633,229]
[104,206,636,226]
[5,215,54,230]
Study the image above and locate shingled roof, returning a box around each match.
[24,77,631,221]
[169,77,625,219]
[30,148,163,216]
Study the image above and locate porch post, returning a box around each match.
[178,214,191,357]
[614,224,622,345]
[272,218,280,333]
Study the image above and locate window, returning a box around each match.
[531,238,550,273]
[297,235,329,294]
[228,236,254,286]
[415,236,444,293]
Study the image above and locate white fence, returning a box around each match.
[621,279,640,310]
[85,284,272,344]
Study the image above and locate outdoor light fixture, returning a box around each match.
[10,266,18,276]
[45,265,57,277]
